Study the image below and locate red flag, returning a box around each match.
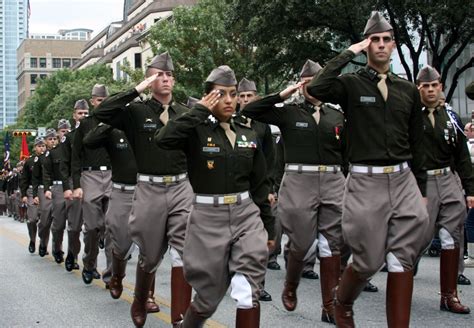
[20,134,30,161]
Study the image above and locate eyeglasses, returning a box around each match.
[370,36,393,43]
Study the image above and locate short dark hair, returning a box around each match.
[203,82,215,95]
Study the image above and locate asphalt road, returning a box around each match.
[1,215,473,327]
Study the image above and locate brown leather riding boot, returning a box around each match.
[334,265,368,328]
[440,248,470,314]
[281,252,305,311]
[320,255,341,324]
[178,304,207,328]
[171,267,192,326]
[146,275,160,313]
[130,264,154,327]
[236,303,260,328]
[386,270,413,327]
[109,254,127,299]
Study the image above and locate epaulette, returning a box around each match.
[324,103,343,114]
[234,118,252,129]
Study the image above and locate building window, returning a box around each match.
[30,74,37,84]
[116,61,121,80]
[72,58,79,66]
[134,53,142,69]
[52,58,61,68]
[40,74,47,80]
[39,58,47,68]
[62,58,71,68]
[30,57,37,68]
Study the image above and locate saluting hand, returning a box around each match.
[45,190,52,200]
[348,38,371,55]
[467,196,474,208]
[135,73,159,94]
[33,196,39,205]
[198,90,221,112]
[279,82,306,100]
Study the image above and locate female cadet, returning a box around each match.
[155,65,274,328]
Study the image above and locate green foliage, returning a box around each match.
[2,64,132,166]
[147,0,254,100]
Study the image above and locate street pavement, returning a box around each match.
[1,215,474,327]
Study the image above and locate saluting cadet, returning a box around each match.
[60,100,89,272]
[417,66,474,314]
[307,11,430,327]
[72,85,113,285]
[236,77,276,302]
[95,52,192,327]
[82,124,160,313]
[242,60,345,323]
[20,137,46,253]
[34,129,58,257]
[156,65,273,328]
[43,119,72,264]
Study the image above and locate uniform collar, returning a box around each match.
[149,97,176,113]
[302,101,325,114]
[364,66,393,82]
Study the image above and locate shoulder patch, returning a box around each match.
[274,103,284,108]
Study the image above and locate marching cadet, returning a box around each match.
[43,119,71,264]
[34,128,58,257]
[156,65,273,328]
[417,66,473,314]
[242,60,345,323]
[20,137,46,253]
[71,85,113,285]
[82,124,160,313]
[307,11,430,327]
[0,174,6,215]
[95,52,192,327]
[60,99,89,272]
[236,77,276,302]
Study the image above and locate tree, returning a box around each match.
[147,0,254,100]
[2,64,131,166]
[228,0,473,102]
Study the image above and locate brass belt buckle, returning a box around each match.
[163,176,173,183]
[434,169,442,175]
[383,166,394,173]
[223,195,237,204]
[319,165,327,172]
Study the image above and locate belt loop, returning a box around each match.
[213,196,219,207]
[297,165,303,174]
[121,185,125,192]
[367,166,373,177]
[237,193,242,205]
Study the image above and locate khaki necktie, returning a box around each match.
[159,104,169,125]
[427,107,436,127]
[220,122,236,149]
[312,106,321,124]
[377,74,388,101]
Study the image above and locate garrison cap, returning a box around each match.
[91,84,109,97]
[45,128,57,139]
[34,136,45,146]
[186,96,199,108]
[300,60,322,78]
[57,119,71,130]
[416,66,441,83]
[148,51,174,71]
[74,99,89,110]
[363,11,393,36]
[238,78,257,93]
[205,65,237,86]
[466,81,474,100]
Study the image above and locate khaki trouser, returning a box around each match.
[37,186,53,248]
[129,177,193,273]
[279,170,345,260]
[26,188,39,242]
[81,170,112,271]
[184,197,268,318]
[51,184,67,254]
[424,172,466,250]
[66,188,82,258]
[343,167,429,278]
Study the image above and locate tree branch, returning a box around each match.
[446,56,473,103]
[440,32,473,85]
